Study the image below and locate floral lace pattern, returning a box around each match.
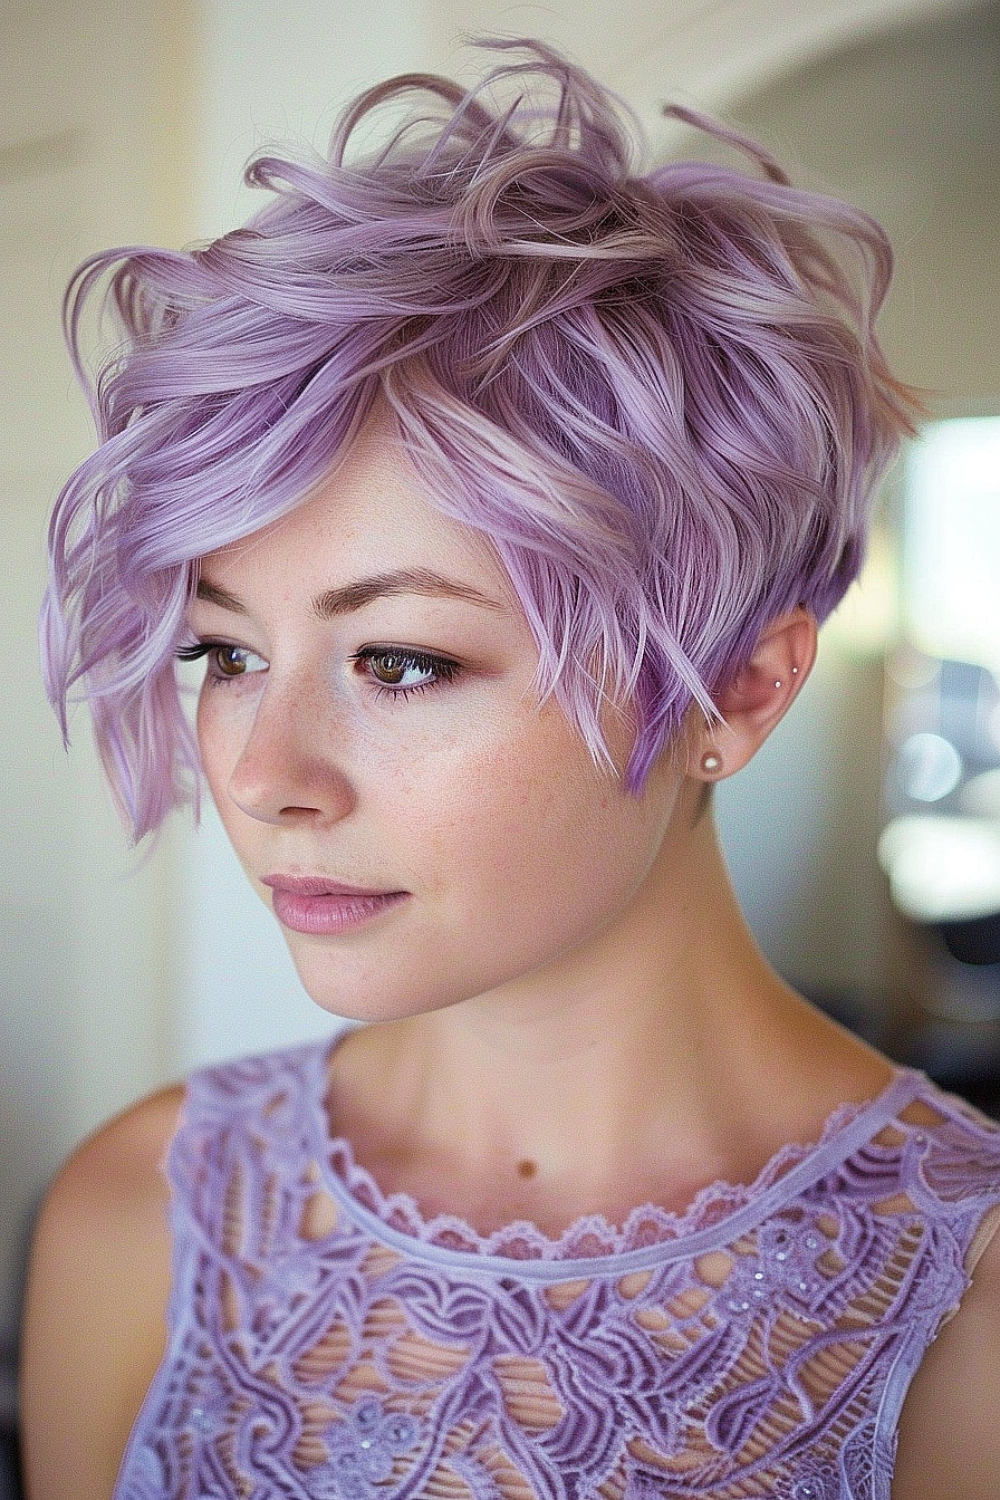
[113,1039,1000,1500]
[308,1400,422,1498]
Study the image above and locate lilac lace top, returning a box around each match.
[113,1037,1000,1500]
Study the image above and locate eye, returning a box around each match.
[351,646,460,700]
[176,640,268,680]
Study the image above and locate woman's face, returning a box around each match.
[189,418,685,1023]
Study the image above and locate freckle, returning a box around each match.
[516,1159,538,1180]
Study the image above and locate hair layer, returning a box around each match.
[42,38,918,838]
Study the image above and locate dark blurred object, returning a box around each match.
[0,1437,21,1500]
[800,976,1000,1123]
[901,1011,1000,1120]
[0,1354,20,1500]
[940,910,1000,965]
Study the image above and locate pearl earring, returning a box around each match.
[774,679,782,689]
[701,750,722,774]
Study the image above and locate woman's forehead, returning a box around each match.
[195,423,516,608]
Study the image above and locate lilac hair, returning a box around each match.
[41,37,918,841]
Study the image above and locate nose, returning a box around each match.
[224,679,357,827]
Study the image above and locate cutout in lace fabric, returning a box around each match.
[113,1039,1000,1500]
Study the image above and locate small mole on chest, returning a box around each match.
[516,1159,538,1180]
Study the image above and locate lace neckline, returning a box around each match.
[307,1035,926,1279]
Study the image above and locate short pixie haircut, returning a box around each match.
[42,38,916,841]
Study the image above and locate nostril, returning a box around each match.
[206,683,356,828]
[226,747,356,827]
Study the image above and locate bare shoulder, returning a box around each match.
[893,1207,1000,1500]
[20,1081,186,1500]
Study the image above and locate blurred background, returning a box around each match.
[1,0,998,1486]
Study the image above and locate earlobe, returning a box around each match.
[691,607,817,782]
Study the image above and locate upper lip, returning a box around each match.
[261,874,403,897]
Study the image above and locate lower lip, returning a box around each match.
[269,889,409,935]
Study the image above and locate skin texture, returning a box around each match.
[20,418,1000,1498]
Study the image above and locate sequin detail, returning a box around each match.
[307,1400,421,1498]
[790,1474,837,1500]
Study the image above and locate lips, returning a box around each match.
[260,874,409,935]
[261,874,401,898]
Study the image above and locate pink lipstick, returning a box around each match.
[261,875,409,935]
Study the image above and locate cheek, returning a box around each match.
[416,708,656,925]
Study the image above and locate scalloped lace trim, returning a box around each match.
[323,1074,908,1262]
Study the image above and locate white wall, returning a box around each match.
[195,0,434,239]
[0,0,197,1352]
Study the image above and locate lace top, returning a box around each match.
[113,1038,1000,1500]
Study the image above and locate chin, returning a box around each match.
[286,952,466,1028]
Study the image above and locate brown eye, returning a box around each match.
[209,644,267,678]
[351,646,460,700]
[368,652,413,686]
[214,646,246,676]
[175,640,268,680]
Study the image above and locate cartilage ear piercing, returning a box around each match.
[774,679,782,689]
[701,750,722,775]
[792,666,799,675]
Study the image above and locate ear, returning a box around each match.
[688,607,818,782]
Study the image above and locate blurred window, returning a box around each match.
[880,417,1000,941]
[904,416,1000,671]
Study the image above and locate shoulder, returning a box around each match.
[19,1039,333,1499]
[20,1082,185,1500]
[29,1079,185,1256]
[893,1189,1000,1500]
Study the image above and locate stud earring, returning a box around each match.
[774,679,782,689]
[701,750,722,775]
[792,666,799,675]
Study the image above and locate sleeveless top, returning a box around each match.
[113,1037,1000,1500]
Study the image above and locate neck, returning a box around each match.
[328,801,890,1233]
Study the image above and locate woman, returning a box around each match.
[21,38,1000,1500]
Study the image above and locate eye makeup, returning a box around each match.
[349,646,461,702]
[176,641,267,680]
[176,640,462,701]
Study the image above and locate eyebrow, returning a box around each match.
[194,567,507,618]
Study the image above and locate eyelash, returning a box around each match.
[175,640,461,702]
[350,645,461,701]
[175,641,262,685]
